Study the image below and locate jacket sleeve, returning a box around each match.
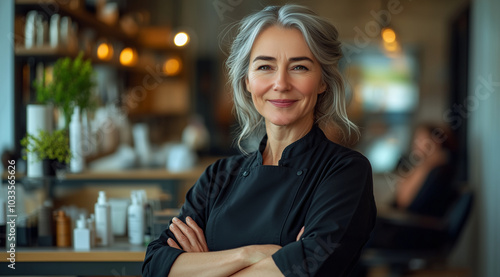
[142,162,220,277]
[272,154,377,277]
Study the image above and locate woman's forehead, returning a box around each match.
[249,26,315,61]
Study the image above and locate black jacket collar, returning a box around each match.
[254,125,327,167]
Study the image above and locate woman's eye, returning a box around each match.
[257,65,271,70]
[292,65,308,71]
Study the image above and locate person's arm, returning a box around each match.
[271,154,377,277]
[166,216,282,276]
[142,158,282,277]
[230,256,283,276]
[142,161,228,276]
[227,227,305,276]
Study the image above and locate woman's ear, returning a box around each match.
[318,81,327,94]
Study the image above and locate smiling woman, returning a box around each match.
[143,5,376,277]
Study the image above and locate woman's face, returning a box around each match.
[246,26,326,129]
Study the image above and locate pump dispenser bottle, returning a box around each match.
[128,192,145,245]
[74,214,90,250]
[94,191,113,246]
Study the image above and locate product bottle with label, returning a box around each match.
[55,210,71,247]
[128,192,145,245]
[87,214,96,247]
[74,214,90,250]
[38,200,54,246]
[70,106,84,173]
[94,191,113,246]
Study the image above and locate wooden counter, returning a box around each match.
[0,240,146,276]
[0,241,146,262]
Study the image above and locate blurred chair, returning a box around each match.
[361,188,474,277]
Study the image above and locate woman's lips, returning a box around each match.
[268,99,297,108]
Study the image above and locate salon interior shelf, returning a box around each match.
[15,0,135,43]
[14,45,76,57]
[2,156,219,182]
[0,239,145,276]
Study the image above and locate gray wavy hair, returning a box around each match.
[226,4,359,153]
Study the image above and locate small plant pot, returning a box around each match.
[42,159,67,177]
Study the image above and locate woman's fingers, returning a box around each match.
[186,216,209,252]
[167,238,181,250]
[169,221,192,251]
[296,226,305,241]
[169,217,207,252]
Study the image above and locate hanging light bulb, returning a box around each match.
[163,57,182,76]
[381,27,397,43]
[119,47,137,66]
[97,41,113,61]
[174,32,189,47]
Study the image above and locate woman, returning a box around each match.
[143,5,376,277]
[395,123,458,217]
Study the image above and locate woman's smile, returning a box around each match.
[267,99,298,108]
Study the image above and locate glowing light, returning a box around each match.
[383,41,400,52]
[163,57,182,76]
[97,42,113,60]
[174,32,189,47]
[119,47,136,66]
[382,28,396,43]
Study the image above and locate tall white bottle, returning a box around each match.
[128,192,145,245]
[70,106,84,173]
[95,191,113,246]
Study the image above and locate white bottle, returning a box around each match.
[70,106,84,173]
[128,192,145,245]
[87,214,96,247]
[74,215,90,250]
[95,191,113,246]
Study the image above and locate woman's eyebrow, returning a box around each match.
[252,56,314,63]
[289,56,314,63]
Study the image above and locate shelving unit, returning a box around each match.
[15,0,138,44]
[12,0,190,155]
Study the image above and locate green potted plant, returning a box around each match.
[33,51,96,129]
[23,52,96,176]
[21,129,72,176]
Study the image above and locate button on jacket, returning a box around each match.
[142,125,377,277]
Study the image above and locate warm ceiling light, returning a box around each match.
[97,42,113,60]
[383,41,400,52]
[174,32,189,47]
[119,47,136,66]
[163,57,181,76]
[382,28,397,43]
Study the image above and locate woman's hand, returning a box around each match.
[167,216,209,252]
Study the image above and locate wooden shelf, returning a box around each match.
[0,240,145,262]
[15,0,136,43]
[14,45,77,57]
[2,157,220,182]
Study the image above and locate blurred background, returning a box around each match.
[0,0,499,276]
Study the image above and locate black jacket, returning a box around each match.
[142,125,376,277]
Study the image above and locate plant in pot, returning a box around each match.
[33,51,96,129]
[21,129,72,176]
[22,52,96,176]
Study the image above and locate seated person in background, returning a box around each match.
[395,123,459,218]
[368,123,459,251]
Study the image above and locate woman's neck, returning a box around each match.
[262,122,313,166]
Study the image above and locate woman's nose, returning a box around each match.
[273,68,292,92]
